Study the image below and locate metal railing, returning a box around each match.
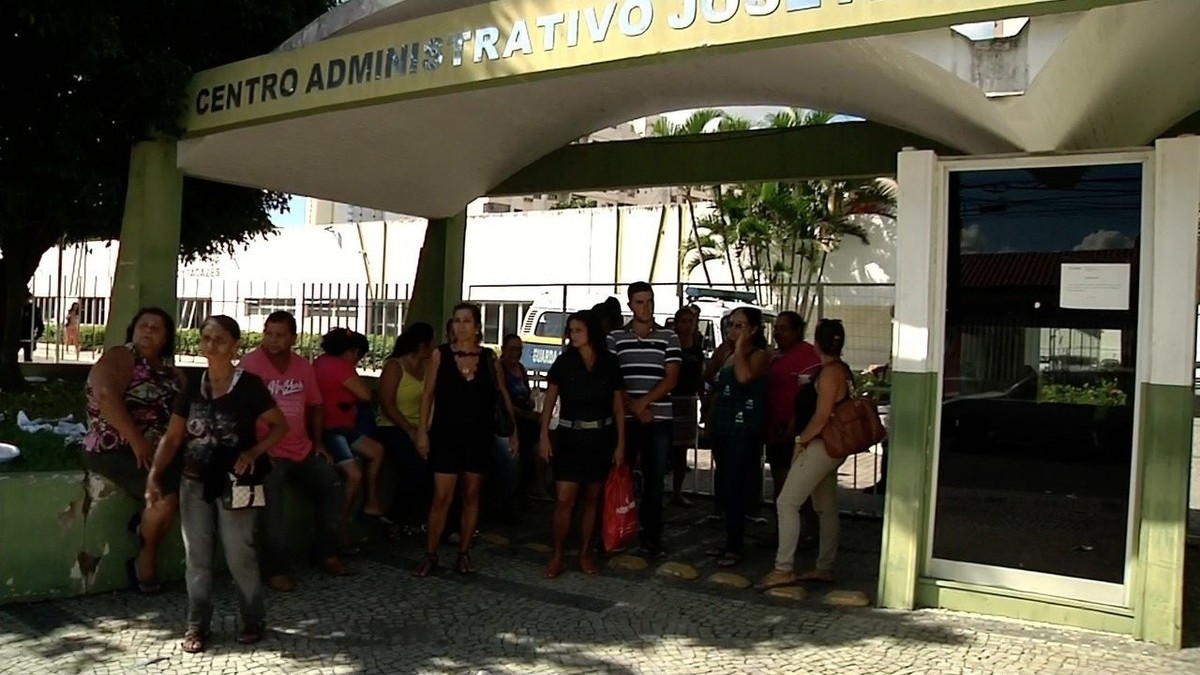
[28,276,412,365]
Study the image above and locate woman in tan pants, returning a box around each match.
[756,319,850,590]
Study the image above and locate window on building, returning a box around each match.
[178,297,212,330]
[479,301,532,345]
[244,298,295,317]
[368,299,407,336]
[302,298,358,320]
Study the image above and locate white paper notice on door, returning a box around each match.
[1059,263,1131,311]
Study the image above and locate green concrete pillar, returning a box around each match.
[407,210,467,330]
[104,141,183,348]
[878,150,943,609]
[1131,136,1200,647]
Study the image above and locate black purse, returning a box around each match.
[486,351,515,437]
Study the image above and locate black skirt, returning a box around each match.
[552,427,616,484]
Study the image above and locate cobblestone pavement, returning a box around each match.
[2,504,1197,675]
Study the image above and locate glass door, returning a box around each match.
[927,158,1147,605]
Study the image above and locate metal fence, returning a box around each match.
[27,276,412,364]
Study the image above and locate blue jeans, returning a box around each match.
[713,433,763,555]
[627,420,671,549]
[375,426,431,526]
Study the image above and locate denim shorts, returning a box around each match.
[324,428,363,465]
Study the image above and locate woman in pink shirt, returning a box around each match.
[313,328,386,554]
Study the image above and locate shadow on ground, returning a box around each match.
[0,499,948,675]
[4,498,1198,674]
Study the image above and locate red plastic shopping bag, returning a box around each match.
[603,465,639,552]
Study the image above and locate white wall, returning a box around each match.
[31,205,894,321]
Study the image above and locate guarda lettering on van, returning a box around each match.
[193,0,877,115]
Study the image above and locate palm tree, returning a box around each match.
[662,107,895,313]
[795,178,896,323]
[652,109,748,288]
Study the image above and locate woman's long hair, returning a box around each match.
[125,307,177,359]
[564,310,609,355]
[321,327,369,356]
[388,322,434,359]
[449,302,483,345]
[813,318,846,357]
[732,307,768,351]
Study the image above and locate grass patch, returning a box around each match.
[0,378,87,473]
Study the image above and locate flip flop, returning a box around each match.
[181,627,208,654]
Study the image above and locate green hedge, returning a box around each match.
[71,327,400,371]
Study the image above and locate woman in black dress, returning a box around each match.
[415,303,518,576]
[539,311,626,579]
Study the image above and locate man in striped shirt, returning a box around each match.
[608,282,680,557]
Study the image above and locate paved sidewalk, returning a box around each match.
[1,503,1197,675]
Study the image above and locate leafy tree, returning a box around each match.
[651,109,752,286]
[0,0,334,389]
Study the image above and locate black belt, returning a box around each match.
[557,417,614,430]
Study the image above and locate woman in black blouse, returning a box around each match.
[539,310,626,579]
[146,315,287,654]
[415,303,518,576]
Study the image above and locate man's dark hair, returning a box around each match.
[264,310,297,335]
[627,281,653,301]
[776,311,806,337]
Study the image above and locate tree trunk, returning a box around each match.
[685,193,712,285]
[0,237,56,391]
[803,249,832,327]
[711,184,741,290]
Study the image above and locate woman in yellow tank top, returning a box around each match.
[375,323,436,533]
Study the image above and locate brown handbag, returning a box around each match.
[819,363,887,460]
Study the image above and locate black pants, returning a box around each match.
[18,341,33,362]
[626,420,671,550]
[712,432,762,554]
[374,426,432,526]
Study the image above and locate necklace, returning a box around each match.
[453,349,479,378]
